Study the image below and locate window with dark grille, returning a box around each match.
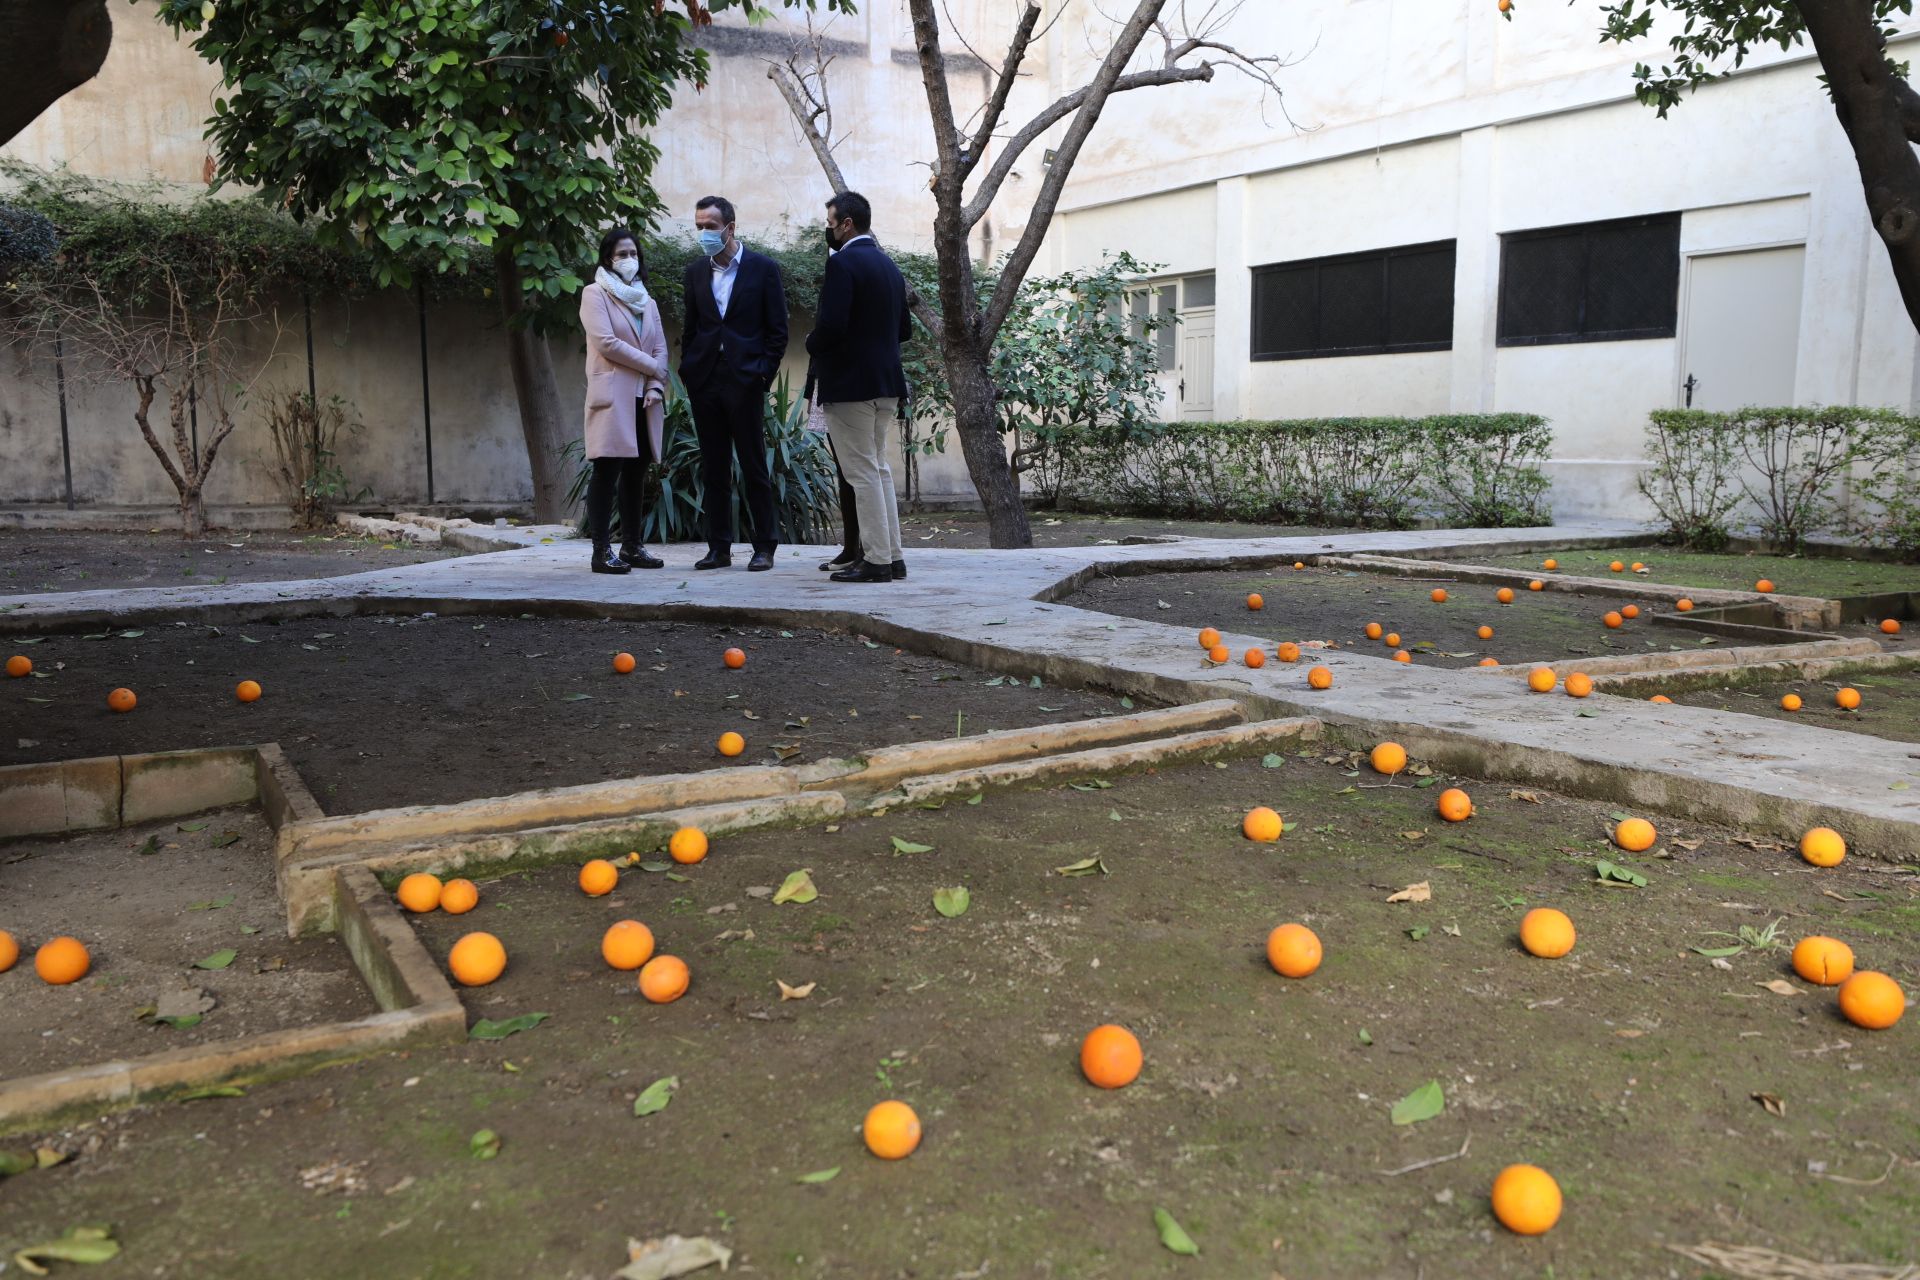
[1250,241,1455,360]
[1497,213,1679,346]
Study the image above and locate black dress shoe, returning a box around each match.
[747,551,775,572]
[891,560,906,580]
[591,543,630,575]
[820,552,860,572]
[693,551,732,571]
[622,546,664,569]
[831,560,892,583]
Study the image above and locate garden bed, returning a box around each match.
[1444,543,1920,599]
[0,808,373,1082]
[0,529,464,596]
[5,748,1916,1276]
[0,617,1139,813]
[1067,565,1727,669]
[1620,665,1920,745]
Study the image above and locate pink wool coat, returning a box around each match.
[580,282,668,461]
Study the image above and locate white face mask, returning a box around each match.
[611,258,639,283]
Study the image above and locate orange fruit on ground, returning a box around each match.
[1631,561,1645,572]
[1602,611,1623,629]
[601,920,656,971]
[107,687,136,713]
[1307,666,1333,690]
[612,651,636,674]
[34,936,91,985]
[1496,587,1515,604]
[1676,598,1694,612]
[1436,787,1473,822]
[863,1100,922,1159]
[578,858,619,896]
[723,647,746,669]
[1492,1164,1563,1235]
[1609,560,1625,573]
[1364,622,1383,640]
[1755,579,1775,593]
[1519,907,1576,958]
[1542,559,1558,571]
[448,932,507,987]
[440,878,480,914]
[6,655,31,677]
[1799,827,1846,867]
[1527,667,1557,693]
[1198,627,1221,649]
[1276,642,1301,663]
[1392,649,1412,663]
[1384,632,1402,648]
[1781,693,1802,712]
[1649,694,1673,704]
[1247,593,1264,611]
[1207,644,1230,664]
[1882,618,1902,635]
[669,826,709,864]
[639,953,690,1003]
[0,929,17,972]
[1266,923,1323,978]
[1564,672,1593,698]
[1621,604,1640,620]
[1080,1024,1143,1089]
[1835,687,1861,710]
[717,730,746,756]
[1791,935,1855,986]
[1478,657,1500,667]
[1244,648,1266,669]
[1838,970,1906,1029]
[1242,806,1283,842]
[235,679,262,703]
[1527,579,1544,592]
[1370,742,1408,775]
[1292,561,1304,570]
[396,872,444,913]
[1477,625,1494,640]
[1431,588,1448,603]
[1613,817,1657,852]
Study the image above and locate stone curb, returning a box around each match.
[1591,649,1920,696]
[1473,638,1882,681]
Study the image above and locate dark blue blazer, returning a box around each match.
[805,238,911,404]
[678,247,789,391]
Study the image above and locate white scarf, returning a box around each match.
[594,264,651,323]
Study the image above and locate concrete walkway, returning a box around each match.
[4,519,1917,852]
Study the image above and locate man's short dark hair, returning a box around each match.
[695,195,735,225]
[827,191,872,233]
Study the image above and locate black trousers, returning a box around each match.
[826,434,859,557]
[585,422,653,548]
[687,372,777,555]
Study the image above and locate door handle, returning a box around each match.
[1179,378,1187,399]
[1683,373,1698,408]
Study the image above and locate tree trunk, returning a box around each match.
[1797,0,1920,330]
[0,0,110,146]
[943,333,1032,548]
[494,252,572,523]
[181,487,207,539]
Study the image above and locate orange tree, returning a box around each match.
[1588,1,1920,331]
[148,0,853,522]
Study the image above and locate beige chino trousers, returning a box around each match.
[823,397,903,567]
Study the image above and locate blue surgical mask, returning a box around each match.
[698,229,727,257]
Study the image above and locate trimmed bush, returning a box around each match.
[1030,414,1553,530]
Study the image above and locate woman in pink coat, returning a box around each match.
[580,226,670,572]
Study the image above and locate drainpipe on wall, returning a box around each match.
[53,329,74,510]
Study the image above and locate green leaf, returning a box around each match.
[13,1226,120,1270]
[933,886,970,918]
[1120,696,1135,709]
[1053,856,1109,877]
[890,836,935,855]
[469,1012,550,1041]
[1358,1029,1373,1046]
[0,1149,35,1177]
[1029,675,1042,688]
[194,949,237,970]
[1153,1207,1199,1256]
[639,860,672,873]
[136,834,161,856]
[1406,925,1430,941]
[155,1014,203,1029]
[1690,944,1744,958]
[1595,859,1648,887]
[965,793,984,805]
[187,893,235,911]
[795,1166,841,1184]
[175,1084,247,1101]
[1414,776,1439,788]
[1261,753,1284,768]
[1390,1080,1445,1126]
[240,924,261,935]
[469,1129,501,1160]
[633,1075,678,1117]
[210,831,241,848]
[176,820,209,832]
[772,869,818,904]
[561,691,593,701]
[665,872,690,883]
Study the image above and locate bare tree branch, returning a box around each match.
[907,0,965,199]
[767,29,850,194]
[960,1,1043,180]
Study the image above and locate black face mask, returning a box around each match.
[825,225,842,252]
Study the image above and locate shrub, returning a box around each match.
[1732,406,1888,552]
[0,204,57,280]
[1638,410,1745,549]
[1852,415,1920,558]
[1417,414,1554,528]
[264,390,365,529]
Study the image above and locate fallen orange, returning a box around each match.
[1247,593,1264,611]
[1080,1024,1143,1089]
[863,1100,921,1159]
[717,730,747,756]
[1266,923,1322,978]
[1881,618,1903,635]
[639,954,690,1003]
[1307,666,1333,690]
[1800,827,1846,867]
[1431,588,1449,603]
[448,932,507,986]
[1527,580,1544,592]
[1790,935,1854,986]
[440,878,480,914]
[1620,604,1640,620]
[1781,693,1802,712]
[1613,817,1657,852]
[1370,742,1408,775]
[1244,648,1266,669]
[1476,625,1493,640]
[1755,579,1775,593]
[1835,687,1861,710]
[1242,806,1283,842]
[613,652,636,674]
[235,679,262,703]
[1526,667,1556,693]
[1602,612,1623,629]
[107,687,136,713]
[669,826,709,864]
[723,647,746,669]
[1492,1164,1562,1235]
[1364,622,1383,641]
[578,859,619,896]
[602,920,656,971]
[1519,907,1575,958]
[1198,627,1222,649]
[1392,650,1412,663]
[1564,672,1593,698]
[1436,787,1472,822]
[396,873,443,913]
[1207,644,1230,664]
[1276,642,1301,663]
[1838,970,1905,1029]
[6,655,31,678]
[34,936,91,985]
[1676,598,1694,612]
[1496,587,1515,604]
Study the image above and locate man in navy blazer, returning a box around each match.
[679,195,788,572]
[806,191,912,583]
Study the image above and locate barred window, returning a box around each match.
[1497,213,1679,346]
[1250,241,1456,360]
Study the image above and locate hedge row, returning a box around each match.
[1026,414,1554,529]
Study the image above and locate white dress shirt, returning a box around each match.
[710,241,742,317]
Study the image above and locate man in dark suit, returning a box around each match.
[806,191,911,584]
[679,195,788,571]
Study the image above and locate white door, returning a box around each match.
[1678,246,1805,410]
[1179,306,1215,420]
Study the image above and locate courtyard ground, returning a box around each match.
[0,529,465,594]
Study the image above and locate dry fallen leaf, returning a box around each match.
[617,1234,733,1280]
[1508,789,1543,804]
[777,979,816,1001]
[1751,1091,1787,1117]
[1759,979,1805,996]
[1387,881,1432,904]
[1670,837,1705,852]
[1614,1029,1646,1039]
[1398,830,1428,842]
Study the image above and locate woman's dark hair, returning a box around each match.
[595,226,644,282]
